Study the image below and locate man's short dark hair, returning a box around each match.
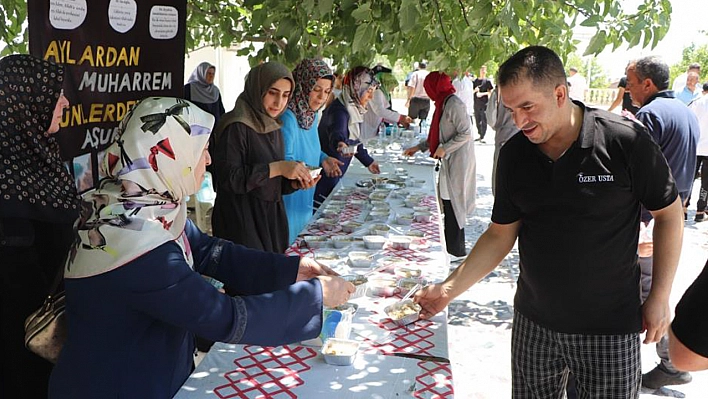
[703,82,708,92]
[497,46,567,90]
[419,62,427,69]
[633,56,670,91]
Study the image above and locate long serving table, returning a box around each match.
[176,140,455,398]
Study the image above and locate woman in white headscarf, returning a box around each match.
[48,97,353,399]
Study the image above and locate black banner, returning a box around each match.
[28,0,186,192]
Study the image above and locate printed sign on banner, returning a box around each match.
[28,0,186,192]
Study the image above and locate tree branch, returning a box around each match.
[430,0,458,52]
[457,0,470,27]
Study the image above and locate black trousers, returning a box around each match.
[1,219,74,399]
[442,199,466,256]
[408,97,430,121]
[474,103,488,140]
[687,155,708,212]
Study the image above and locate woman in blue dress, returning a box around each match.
[281,58,344,243]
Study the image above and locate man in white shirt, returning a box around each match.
[406,62,431,122]
[566,67,587,101]
[452,70,475,125]
[688,82,708,222]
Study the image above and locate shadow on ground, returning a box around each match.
[448,299,514,330]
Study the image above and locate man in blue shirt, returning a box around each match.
[675,71,700,105]
[626,55,700,392]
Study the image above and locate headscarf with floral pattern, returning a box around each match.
[338,66,379,140]
[287,59,333,129]
[65,97,214,278]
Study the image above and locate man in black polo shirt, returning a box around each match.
[669,258,708,371]
[415,46,685,398]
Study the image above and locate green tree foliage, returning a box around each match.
[670,44,708,86]
[1,0,672,70]
[0,0,27,56]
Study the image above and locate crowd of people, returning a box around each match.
[3,44,708,399]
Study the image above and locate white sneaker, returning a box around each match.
[448,254,466,263]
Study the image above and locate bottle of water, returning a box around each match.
[197,171,216,202]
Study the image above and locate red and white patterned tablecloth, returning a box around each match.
[177,163,455,398]
[175,342,454,399]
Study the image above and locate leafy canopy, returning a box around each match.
[1,0,672,70]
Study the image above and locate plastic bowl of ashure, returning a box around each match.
[384,299,422,326]
[321,338,360,366]
[367,274,399,297]
[389,235,413,250]
[314,250,340,265]
[341,144,358,155]
[340,220,364,233]
[342,274,368,299]
[348,250,375,268]
[331,235,356,249]
[307,165,322,179]
[303,235,329,248]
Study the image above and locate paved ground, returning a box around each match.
[446,128,708,398]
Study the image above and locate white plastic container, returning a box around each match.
[413,211,432,223]
[342,275,368,298]
[341,144,358,155]
[321,338,360,366]
[363,235,387,249]
[341,221,363,233]
[303,235,328,248]
[330,236,354,249]
[389,235,413,250]
[367,274,399,297]
[348,251,374,268]
[396,214,414,225]
[384,299,422,326]
[308,166,322,179]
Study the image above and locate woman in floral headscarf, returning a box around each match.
[281,58,344,243]
[211,62,315,253]
[0,54,78,399]
[403,71,476,258]
[314,66,381,206]
[48,97,352,399]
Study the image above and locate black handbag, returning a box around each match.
[23,259,67,364]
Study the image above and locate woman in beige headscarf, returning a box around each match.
[210,62,315,253]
